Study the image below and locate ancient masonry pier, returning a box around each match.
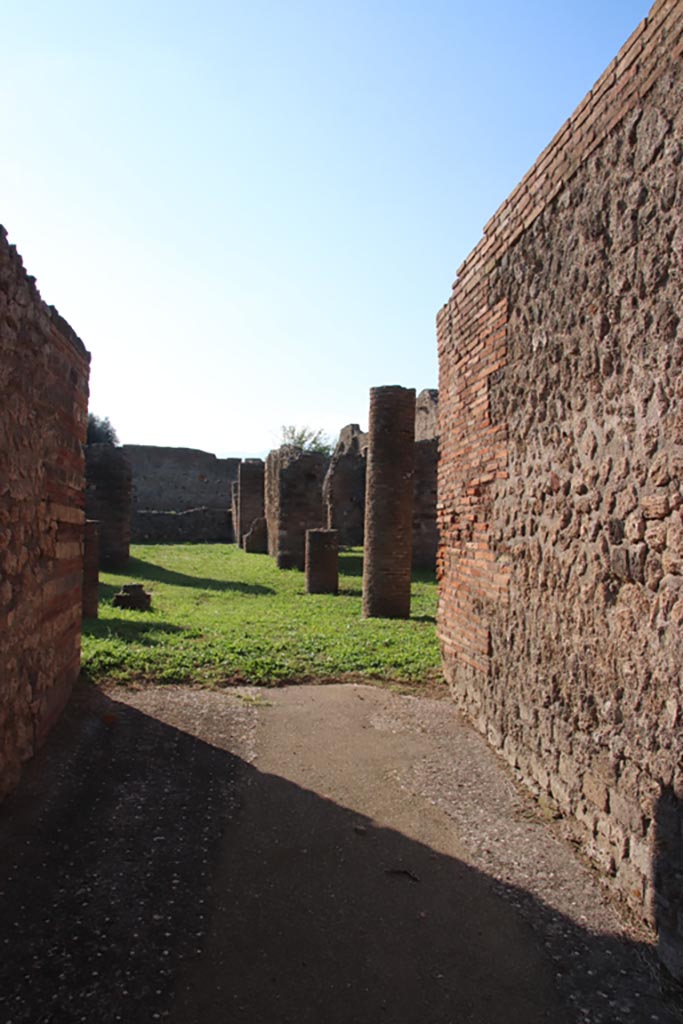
[362,386,415,618]
[82,521,100,618]
[237,459,266,549]
[85,445,133,569]
[265,446,326,570]
[305,529,339,594]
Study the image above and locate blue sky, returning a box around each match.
[2,1,650,456]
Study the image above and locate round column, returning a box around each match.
[362,386,415,618]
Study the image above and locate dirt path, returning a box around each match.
[0,681,679,1023]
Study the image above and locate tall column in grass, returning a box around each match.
[362,386,415,618]
[237,459,266,550]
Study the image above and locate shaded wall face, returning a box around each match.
[323,449,366,546]
[85,446,133,569]
[412,438,438,570]
[122,446,240,514]
[122,446,240,544]
[265,447,326,570]
[0,226,90,800]
[437,1,683,970]
[237,460,265,547]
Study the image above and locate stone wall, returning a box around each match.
[237,459,266,549]
[322,424,367,546]
[0,226,90,800]
[122,445,239,543]
[85,445,132,568]
[413,438,439,570]
[265,446,327,570]
[415,389,439,442]
[132,507,231,544]
[437,0,683,976]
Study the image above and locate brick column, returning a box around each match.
[306,529,338,594]
[237,459,265,549]
[82,520,100,618]
[362,386,415,618]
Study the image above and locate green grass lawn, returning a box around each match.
[82,544,442,690]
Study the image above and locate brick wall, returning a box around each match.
[0,226,90,800]
[437,0,683,976]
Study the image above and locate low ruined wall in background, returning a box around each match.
[437,0,683,976]
[132,507,231,544]
[122,445,239,542]
[0,226,90,800]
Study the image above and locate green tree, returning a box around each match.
[280,425,332,458]
[87,413,119,445]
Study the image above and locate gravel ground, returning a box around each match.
[0,680,680,1024]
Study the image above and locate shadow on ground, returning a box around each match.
[82,617,190,643]
[0,683,679,1024]
[102,556,275,596]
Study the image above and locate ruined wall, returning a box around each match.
[322,424,367,546]
[437,0,683,976]
[85,445,132,568]
[132,507,230,544]
[237,459,266,549]
[413,438,439,570]
[265,446,326,570]
[122,445,239,542]
[415,389,439,442]
[0,226,90,800]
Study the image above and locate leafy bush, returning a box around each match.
[87,413,119,445]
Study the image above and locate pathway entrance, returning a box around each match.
[0,681,678,1023]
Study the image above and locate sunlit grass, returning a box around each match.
[81,544,442,689]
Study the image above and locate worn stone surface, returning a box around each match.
[85,445,132,569]
[237,459,266,550]
[437,0,683,977]
[5,682,682,1024]
[243,516,268,554]
[265,446,327,570]
[363,386,415,618]
[132,507,231,544]
[0,224,90,800]
[415,388,439,442]
[82,521,100,618]
[412,438,439,570]
[305,529,339,594]
[322,424,367,546]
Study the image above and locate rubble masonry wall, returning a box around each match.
[0,226,90,799]
[437,0,683,975]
